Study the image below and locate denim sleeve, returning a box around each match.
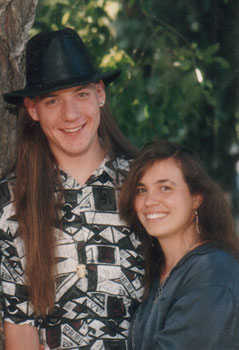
[153,285,239,350]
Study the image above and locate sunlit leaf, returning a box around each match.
[62,11,70,25]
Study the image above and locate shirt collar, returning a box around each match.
[59,155,114,189]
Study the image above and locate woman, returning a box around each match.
[119,140,239,349]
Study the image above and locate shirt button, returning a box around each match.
[76,264,87,278]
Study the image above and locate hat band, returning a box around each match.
[27,71,100,87]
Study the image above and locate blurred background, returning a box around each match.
[31,0,239,230]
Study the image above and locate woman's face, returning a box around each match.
[134,158,202,243]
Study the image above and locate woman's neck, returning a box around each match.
[159,234,201,283]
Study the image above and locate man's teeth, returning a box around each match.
[146,213,167,219]
[64,126,82,133]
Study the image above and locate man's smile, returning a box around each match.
[62,124,86,133]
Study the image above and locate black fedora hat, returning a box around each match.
[4,27,121,105]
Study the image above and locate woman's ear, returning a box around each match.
[23,97,39,121]
[193,194,203,210]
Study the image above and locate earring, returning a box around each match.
[100,101,105,107]
[195,210,201,236]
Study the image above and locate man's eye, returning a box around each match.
[78,92,88,98]
[46,99,57,105]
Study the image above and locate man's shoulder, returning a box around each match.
[0,173,15,208]
[103,155,133,186]
[107,154,133,172]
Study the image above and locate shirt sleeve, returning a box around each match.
[153,285,239,349]
[0,181,37,326]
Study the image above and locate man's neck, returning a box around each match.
[57,146,106,186]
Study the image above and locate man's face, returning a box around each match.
[24,82,106,165]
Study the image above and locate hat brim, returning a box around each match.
[4,69,121,106]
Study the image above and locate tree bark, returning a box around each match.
[0,0,38,178]
[0,1,38,347]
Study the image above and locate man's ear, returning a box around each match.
[96,80,106,104]
[23,97,39,121]
[193,194,203,210]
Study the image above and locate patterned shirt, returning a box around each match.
[0,156,144,350]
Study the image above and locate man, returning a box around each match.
[1,27,143,350]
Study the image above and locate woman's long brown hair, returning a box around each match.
[14,102,137,316]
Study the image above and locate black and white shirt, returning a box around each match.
[0,156,144,350]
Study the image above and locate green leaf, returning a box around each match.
[62,11,70,25]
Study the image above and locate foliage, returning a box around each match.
[33,0,239,219]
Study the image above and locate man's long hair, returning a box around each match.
[14,103,137,316]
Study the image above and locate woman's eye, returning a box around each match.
[161,186,171,191]
[136,187,146,194]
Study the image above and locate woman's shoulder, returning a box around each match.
[192,243,239,270]
[180,243,239,289]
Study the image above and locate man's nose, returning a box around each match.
[62,99,80,121]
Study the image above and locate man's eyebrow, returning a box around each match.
[38,92,58,100]
[72,85,90,92]
[38,86,90,100]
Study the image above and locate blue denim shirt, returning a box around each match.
[129,243,239,350]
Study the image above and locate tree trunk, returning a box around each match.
[0,0,38,347]
[0,0,38,178]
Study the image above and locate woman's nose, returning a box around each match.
[144,192,160,206]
